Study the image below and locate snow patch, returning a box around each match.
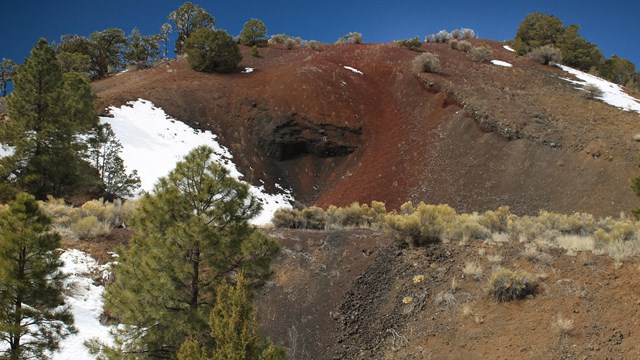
[242,67,254,74]
[54,249,113,360]
[0,144,13,158]
[491,60,513,68]
[503,45,515,52]
[343,66,363,75]
[101,99,293,225]
[558,64,640,114]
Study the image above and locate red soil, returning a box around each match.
[93,40,640,217]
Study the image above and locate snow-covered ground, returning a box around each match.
[54,249,113,360]
[503,45,515,52]
[491,60,513,67]
[558,64,640,113]
[101,99,293,225]
[343,65,364,75]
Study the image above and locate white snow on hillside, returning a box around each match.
[491,60,513,67]
[343,66,363,75]
[503,45,515,52]
[558,64,640,113]
[101,99,293,225]
[54,249,113,360]
[0,144,12,158]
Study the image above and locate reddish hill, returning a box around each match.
[93,40,640,217]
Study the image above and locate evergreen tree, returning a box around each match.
[0,39,100,200]
[238,19,268,46]
[0,58,16,97]
[177,273,286,360]
[57,51,92,75]
[85,123,140,201]
[185,28,242,73]
[514,13,565,55]
[0,193,76,359]
[168,2,216,54]
[99,146,279,359]
[89,28,126,78]
[56,35,99,79]
[557,24,603,71]
[124,28,162,69]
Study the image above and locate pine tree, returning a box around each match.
[85,123,140,201]
[0,39,100,200]
[238,19,268,46]
[0,193,76,359]
[177,273,286,360]
[0,58,16,97]
[184,28,242,73]
[98,146,279,359]
[168,2,216,54]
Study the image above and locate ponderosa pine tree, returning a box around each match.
[0,58,16,97]
[0,193,76,359]
[238,19,268,46]
[185,28,241,73]
[85,123,140,200]
[0,39,100,200]
[97,146,279,359]
[168,2,216,54]
[177,273,286,360]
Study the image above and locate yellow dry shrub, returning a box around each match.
[451,213,491,241]
[487,268,536,302]
[479,206,510,233]
[385,203,456,246]
[71,215,111,240]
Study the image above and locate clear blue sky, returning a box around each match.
[2,1,639,67]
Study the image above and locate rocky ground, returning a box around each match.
[256,228,640,359]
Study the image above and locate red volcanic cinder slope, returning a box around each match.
[93,40,640,217]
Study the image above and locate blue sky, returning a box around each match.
[2,1,639,67]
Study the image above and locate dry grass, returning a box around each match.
[462,262,483,280]
[555,234,595,253]
[554,314,575,335]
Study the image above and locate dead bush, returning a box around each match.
[528,45,563,65]
[412,52,441,73]
[470,45,492,62]
[487,268,537,302]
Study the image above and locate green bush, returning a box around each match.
[184,28,242,73]
[470,45,492,62]
[398,37,422,51]
[487,268,537,302]
[251,45,259,57]
[385,203,456,246]
[528,45,563,65]
[412,52,441,73]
